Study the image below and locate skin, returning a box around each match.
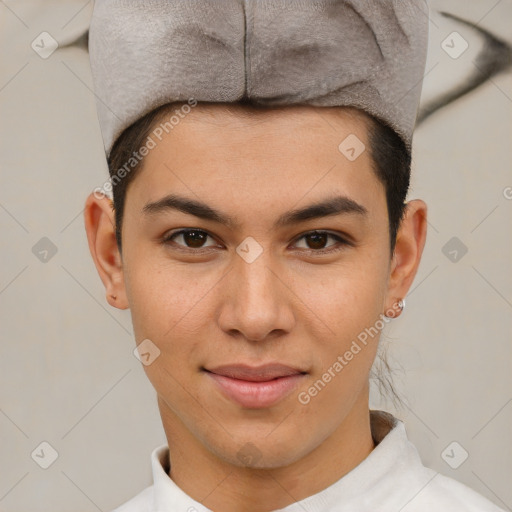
[84,104,427,512]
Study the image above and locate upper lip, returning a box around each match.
[204,363,306,382]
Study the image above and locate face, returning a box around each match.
[85,103,426,471]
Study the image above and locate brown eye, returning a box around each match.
[293,230,349,252]
[305,232,329,250]
[163,229,217,250]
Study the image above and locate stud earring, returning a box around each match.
[384,298,405,319]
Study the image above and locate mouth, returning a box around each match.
[203,363,308,409]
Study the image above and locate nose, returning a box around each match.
[217,249,295,343]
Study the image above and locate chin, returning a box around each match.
[203,420,323,470]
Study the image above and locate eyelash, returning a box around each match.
[160,228,352,255]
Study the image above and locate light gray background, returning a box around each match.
[1,1,511,511]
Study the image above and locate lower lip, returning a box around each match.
[205,371,306,409]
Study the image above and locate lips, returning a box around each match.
[203,364,307,409]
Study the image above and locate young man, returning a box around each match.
[84,1,505,511]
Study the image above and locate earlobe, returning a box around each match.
[83,192,129,310]
[385,199,428,313]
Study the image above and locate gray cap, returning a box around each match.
[89,0,429,156]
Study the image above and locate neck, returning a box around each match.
[158,389,375,512]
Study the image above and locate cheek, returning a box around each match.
[123,254,221,353]
[293,261,388,417]
[297,251,389,336]
[124,263,216,400]
[293,250,390,400]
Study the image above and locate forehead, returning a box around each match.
[126,102,384,220]
[142,102,373,173]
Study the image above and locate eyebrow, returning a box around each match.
[142,193,368,229]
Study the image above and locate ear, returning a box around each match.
[83,192,129,309]
[385,199,427,316]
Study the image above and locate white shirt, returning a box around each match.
[111,410,505,511]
